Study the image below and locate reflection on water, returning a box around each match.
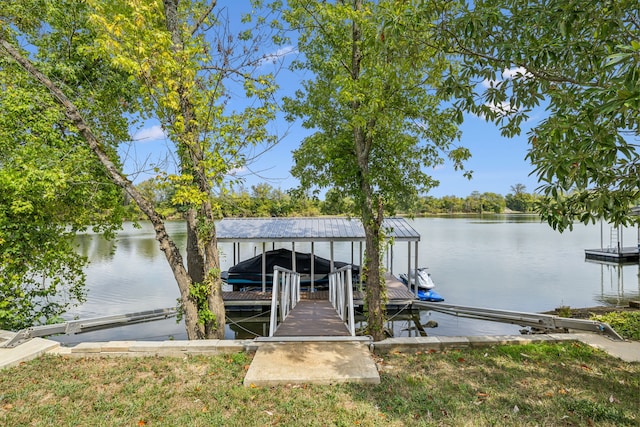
[51,216,639,343]
[591,262,640,306]
[75,233,117,262]
[75,225,187,263]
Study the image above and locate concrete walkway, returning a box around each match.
[244,339,380,386]
[571,333,640,363]
[2,330,639,383]
[0,331,61,369]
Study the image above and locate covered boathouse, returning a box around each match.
[216,217,420,307]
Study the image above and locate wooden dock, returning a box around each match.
[222,275,415,337]
[272,300,351,337]
[222,274,416,309]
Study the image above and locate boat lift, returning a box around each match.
[0,307,178,348]
[2,302,625,348]
[414,302,625,341]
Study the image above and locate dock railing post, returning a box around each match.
[328,265,356,336]
[269,266,301,337]
[346,268,355,336]
[294,270,300,306]
[329,271,335,306]
[336,271,344,319]
[268,268,280,337]
[281,271,290,323]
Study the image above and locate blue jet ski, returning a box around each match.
[399,268,444,302]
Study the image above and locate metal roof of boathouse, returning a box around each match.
[216,217,420,242]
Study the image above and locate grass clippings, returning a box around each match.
[1,342,638,426]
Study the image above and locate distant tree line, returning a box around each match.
[411,184,541,215]
[125,180,540,219]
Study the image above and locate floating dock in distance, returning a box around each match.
[584,246,639,263]
[585,206,639,264]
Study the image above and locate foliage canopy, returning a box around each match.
[283,0,470,339]
[441,0,640,231]
[285,0,470,213]
[1,0,279,337]
[0,0,134,329]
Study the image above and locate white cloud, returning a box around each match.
[227,166,246,176]
[481,67,531,89]
[133,125,166,142]
[475,67,532,118]
[481,78,500,89]
[486,101,517,115]
[502,66,532,80]
[259,45,298,65]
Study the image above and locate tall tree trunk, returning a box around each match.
[185,206,224,338]
[353,127,386,341]
[163,0,226,338]
[204,224,225,337]
[186,208,205,284]
[348,0,387,341]
[360,185,386,341]
[0,38,206,340]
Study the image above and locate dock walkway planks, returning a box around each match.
[272,300,351,337]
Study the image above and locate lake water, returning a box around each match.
[52,216,639,344]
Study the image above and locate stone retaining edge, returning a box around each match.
[47,339,256,358]
[46,334,582,358]
[371,333,580,354]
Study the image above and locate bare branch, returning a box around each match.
[191,0,217,36]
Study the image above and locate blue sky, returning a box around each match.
[233,110,543,198]
[125,76,544,199]
[428,113,542,198]
[122,3,545,199]
[126,109,542,198]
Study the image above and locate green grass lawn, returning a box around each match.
[1,342,638,426]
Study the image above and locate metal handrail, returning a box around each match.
[328,265,356,336]
[1,307,178,348]
[414,302,625,341]
[268,266,301,337]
